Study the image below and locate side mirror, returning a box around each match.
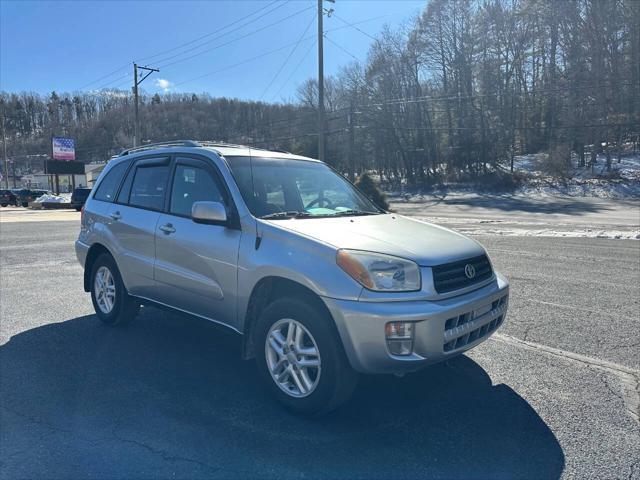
[191,201,228,225]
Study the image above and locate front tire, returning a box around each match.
[90,253,139,326]
[255,297,357,415]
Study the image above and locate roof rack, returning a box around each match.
[119,140,201,156]
[118,139,293,157]
[118,139,265,157]
[197,140,249,149]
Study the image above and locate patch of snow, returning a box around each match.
[516,178,640,199]
[513,151,640,180]
[507,151,640,198]
[34,194,70,203]
[512,153,546,174]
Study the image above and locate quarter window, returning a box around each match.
[93,161,129,203]
[128,165,169,211]
[170,164,224,217]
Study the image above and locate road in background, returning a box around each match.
[1,214,639,479]
[391,195,640,239]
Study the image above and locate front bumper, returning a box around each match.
[323,273,509,374]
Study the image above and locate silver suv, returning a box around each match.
[76,140,509,415]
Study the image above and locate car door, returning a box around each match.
[106,157,170,300]
[154,156,242,328]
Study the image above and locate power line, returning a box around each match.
[77,1,287,92]
[136,0,286,64]
[172,37,316,88]
[351,81,640,109]
[260,12,317,99]
[324,35,360,62]
[271,38,318,101]
[102,13,389,92]
[94,70,133,91]
[332,13,377,41]
[155,5,314,70]
[77,63,131,91]
[354,122,640,133]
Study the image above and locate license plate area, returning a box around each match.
[472,303,492,320]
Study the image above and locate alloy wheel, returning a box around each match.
[94,266,116,314]
[265,318,321,398]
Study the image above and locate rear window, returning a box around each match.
[94,161,129,203]
[128,165,169,211]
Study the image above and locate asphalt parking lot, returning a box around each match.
[1,209,639,479]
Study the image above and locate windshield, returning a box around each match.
[227,156,382,219]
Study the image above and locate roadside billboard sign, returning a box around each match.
[45,160,84,175]
[52,137,75,161]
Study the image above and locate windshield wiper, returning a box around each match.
[260,210,380,220]
[328,210,380,217]
[260,211,314,220]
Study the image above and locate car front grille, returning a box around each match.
[432,254,493,294]
[443,294,508,352]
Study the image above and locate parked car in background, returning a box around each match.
[13,188,50,207]
[0,189,18,207]
[76,140,509,415]
[71,187,92,211]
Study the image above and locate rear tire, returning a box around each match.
[255,297,358,415]
[75,206,82,212]
[90,253,139,326]
[0,203,7,207]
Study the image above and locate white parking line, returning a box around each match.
[493,333,640,423]
[0,209,79,223]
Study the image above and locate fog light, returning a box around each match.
[385,322,414,356]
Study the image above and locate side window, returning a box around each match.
[128,165,170,211]
[93,161,129,202]
[169,163,224,217]
[116,163,136,204]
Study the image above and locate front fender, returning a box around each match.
[236,218,362,332]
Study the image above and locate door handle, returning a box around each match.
[110,211,121,220]
[159,223,176,234]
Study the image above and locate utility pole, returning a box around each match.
[347,98,355,181]
[1,114,8,189]
[10,160,16,188]
[317,0,334,162]
[133,63,159,147]
[133,64,139,147]
[317,0,325,161]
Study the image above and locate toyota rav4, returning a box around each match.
[76,140,509,415]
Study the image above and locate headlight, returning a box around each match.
[336,249,421,292]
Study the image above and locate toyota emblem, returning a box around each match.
[464,264,476,279]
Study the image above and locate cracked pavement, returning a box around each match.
[1,216,639,479]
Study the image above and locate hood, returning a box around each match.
[264,214,485,266]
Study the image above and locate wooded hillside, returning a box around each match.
[2,0,638,187]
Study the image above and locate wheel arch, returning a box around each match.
[241,276,335,360]
[83,243,115,292]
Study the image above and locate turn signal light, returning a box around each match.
[385,321,414,356]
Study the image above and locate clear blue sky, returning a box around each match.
[0,0,423,102]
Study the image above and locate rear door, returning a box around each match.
[154,156,242,328]
[107,156,170,299]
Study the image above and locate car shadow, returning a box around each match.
[0,307,565,479]
[397,193,620,216]
[440,193,618,215]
